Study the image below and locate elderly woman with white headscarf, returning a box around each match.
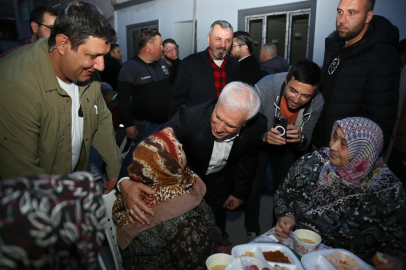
[274,117,406,269]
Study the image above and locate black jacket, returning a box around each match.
[100,55,121,91]
[239,55,263,86]
[313,15,400,150]
[168,49,240,118]
[166,99,267,200]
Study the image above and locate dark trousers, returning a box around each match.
[244,149,269,235]
[201,172,231,233]
[269,148,298,227]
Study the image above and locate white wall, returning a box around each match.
[115,0,194,62]
[115,0,406,65]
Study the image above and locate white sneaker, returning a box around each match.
[247,232,257,243]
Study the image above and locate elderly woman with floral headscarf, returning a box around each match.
[274,117,406,269]
[112,127,229,270]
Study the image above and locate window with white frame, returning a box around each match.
[238,1,316,64]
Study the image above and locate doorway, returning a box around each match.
[126,20,159,59]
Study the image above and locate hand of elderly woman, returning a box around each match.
[375,254,405,270]
[120,179,156,225]
[275,215,296,238]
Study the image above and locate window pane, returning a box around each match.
[266,14,287,58]
[248,19,263,61]
[290,14,309,63]
[19,0,29,22]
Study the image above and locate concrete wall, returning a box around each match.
[115,0,406,65]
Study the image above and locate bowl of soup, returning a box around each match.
[293,229,321,255]
[206,253,234,270]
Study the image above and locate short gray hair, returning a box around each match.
[208,20,233,36]
[260,43,277,57]
[218,82,260,121]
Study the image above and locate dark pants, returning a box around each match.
[132,120,161,146]
[269,148,299,227]
[244,149,269,235]
[201,172,231,233]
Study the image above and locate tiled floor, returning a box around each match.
[225,192,274,245]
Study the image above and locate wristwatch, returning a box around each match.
[300,133,305,144]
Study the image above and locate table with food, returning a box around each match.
[205,227,382,270]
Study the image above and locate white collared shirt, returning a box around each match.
[206,132,240,175]
[56,77,83,171]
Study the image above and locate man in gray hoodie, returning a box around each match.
[245,60,323,240]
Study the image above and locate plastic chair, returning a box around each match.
[97,190,124,270]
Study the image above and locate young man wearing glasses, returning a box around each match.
[230,31,263,86]
[0,6,58,59]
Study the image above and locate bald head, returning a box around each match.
[259,43,277,62]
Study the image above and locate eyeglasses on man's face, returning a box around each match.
[231,44,244,48]
[36,22,53,30]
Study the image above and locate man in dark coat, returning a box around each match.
[312,0,400,151]
[117,82,267,234]
[230,31,263,85]
[100,43,122,91]
[168,20,240,118]
[259,43,290,77]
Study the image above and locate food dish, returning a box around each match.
[373,251,388,266]
[301,249,375,270]
[293,229,321,255]
[224,256,270,270]
[231,243,304,270]
[263,250,290,263]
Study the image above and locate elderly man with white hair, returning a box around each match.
[117,81,267,234]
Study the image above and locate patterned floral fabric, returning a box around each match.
[0,172,106,270]
[322,117,385,183]
[166,216,212,270]
[113,127,197,227]
[120,202,229,270]
[113,127,230,269]
[274,117,406,265]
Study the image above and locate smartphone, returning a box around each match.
[273,116,287,138]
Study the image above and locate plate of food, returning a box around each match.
[301,249,375,270]
[231,243,304,270]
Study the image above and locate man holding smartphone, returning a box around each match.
[244,60,323,239]
[256,59,323,189]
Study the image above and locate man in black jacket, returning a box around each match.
[230,31,263,86]
[117,30,171,143]
[100,43,122,90]
[117,82,267,233]
[168,20,240,118]
[312,0,400,151]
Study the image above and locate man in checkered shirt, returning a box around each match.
[168,20,241,118]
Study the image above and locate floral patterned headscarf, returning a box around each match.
[321,117,385,184]
[113,127,197,227]
[307,117,400,215]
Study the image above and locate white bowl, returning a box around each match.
[206,253,234,270]
[293,229,321,255]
